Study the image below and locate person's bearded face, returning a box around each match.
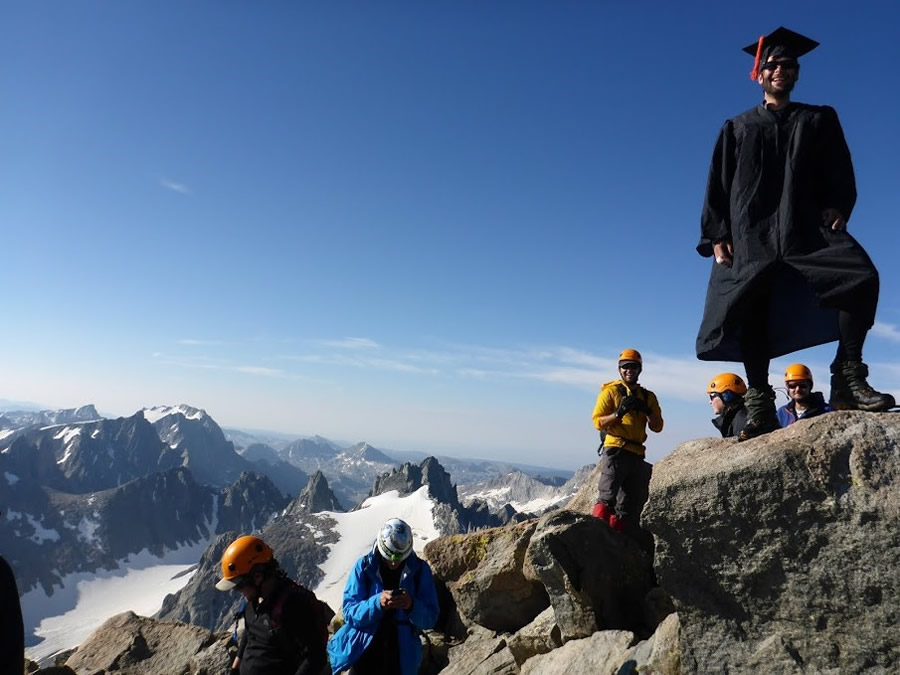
[758,56,799,97]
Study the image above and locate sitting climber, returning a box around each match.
[708,372,750,438]
[777,363,834,427]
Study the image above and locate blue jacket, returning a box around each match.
[327,550,439,675]
[777,392,834,428]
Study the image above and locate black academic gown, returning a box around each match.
[696,103,879,362]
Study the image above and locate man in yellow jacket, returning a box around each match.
[591,349,664,533]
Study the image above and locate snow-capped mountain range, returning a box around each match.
[458,464,596,515]
[1,403,585,665]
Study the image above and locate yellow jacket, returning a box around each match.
[592,379,663,457]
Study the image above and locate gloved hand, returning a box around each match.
[615,395,639,419]
[632,397,653,416]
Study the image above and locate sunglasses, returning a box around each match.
[760,58,799,71]
[619,364,641,371]
[708,393,720,401]
[787,381,811,390]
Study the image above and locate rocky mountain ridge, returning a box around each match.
[459,464,594,515]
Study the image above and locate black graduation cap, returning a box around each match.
[743,27,819,80]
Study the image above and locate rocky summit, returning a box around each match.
[27,411,900,674]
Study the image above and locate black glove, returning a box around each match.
[633,398,653,416]
[615,395,639,419]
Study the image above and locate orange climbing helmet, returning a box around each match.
[707,372,748,396]
[784,363,813,385]
[618,348,643,366]
[215,535,274,591]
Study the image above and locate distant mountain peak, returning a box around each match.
[141,404,207,424]
[297,471,344,513]
[343,442,395,464]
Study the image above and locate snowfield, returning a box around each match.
[19,485,445,663]
[22,541,208,663]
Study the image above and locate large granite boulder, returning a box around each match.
[63,611,230,674]
[524,510,656,640]
[644,411,900,673]
[425,520,548,633]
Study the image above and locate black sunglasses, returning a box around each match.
[760,58,798,71]
[619,363,641,371]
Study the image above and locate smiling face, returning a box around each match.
[758,56,799,97]
[619,362,641,385]
[787,380,812,403]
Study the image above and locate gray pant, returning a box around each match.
[596,447,652,521]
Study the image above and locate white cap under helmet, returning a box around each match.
[376,518,413,563]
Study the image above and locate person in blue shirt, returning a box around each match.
[777,363,834,427]
[328,518,439,675]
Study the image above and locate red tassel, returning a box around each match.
[749,35,764,80]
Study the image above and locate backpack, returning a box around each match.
[270,578,332,655]
[597,383,652,454]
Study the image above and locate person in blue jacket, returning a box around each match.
[777,363,834,427]
[328,518,439,675]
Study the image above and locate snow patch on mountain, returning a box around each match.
[22,540,209,662]
[141,404,206,424]
[313,486,441,615]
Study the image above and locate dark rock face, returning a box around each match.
[644,411,900,673]
[370,456,506,534]
[148,407,253,488]
[216,471,288,534]
[0,414,167,493]
[155,532,243,633]
[297,471,344,513]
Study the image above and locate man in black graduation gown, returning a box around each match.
[696,26,895,440]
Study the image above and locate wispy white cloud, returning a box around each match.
[160,178,190,194]
[153,353,283,378]
[177,339,222,346]
[280,352,439,376]
[318,337,380,350]
[871,321,900,343]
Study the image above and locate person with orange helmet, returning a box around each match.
[776,364,834,428]
[707,372,749,438]
[216,535,328,675]
[590,349,664,533]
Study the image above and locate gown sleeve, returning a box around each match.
[697,120,737,257]
[818,106,857,220]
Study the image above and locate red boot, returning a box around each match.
[608,514,626,533]
[592,502,613,523]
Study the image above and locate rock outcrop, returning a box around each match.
[643,411,900,673]
[63,611,229,674]
[297,470,344,512]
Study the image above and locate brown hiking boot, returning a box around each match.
[738,385,779,442]
[829,361,896,412]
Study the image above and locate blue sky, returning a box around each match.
[2,2,899,470]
